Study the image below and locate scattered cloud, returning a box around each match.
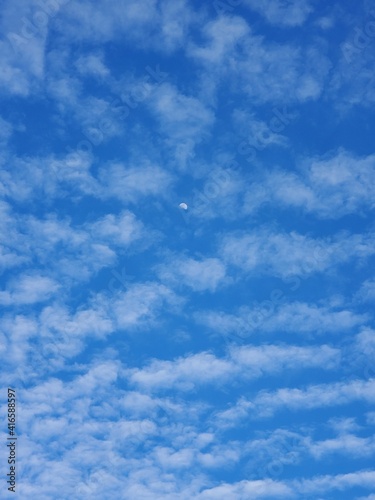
[157,255,227,292]
[1,2,374,498]
[243,149,375,217]
[243,0,314,27]
[220,228,375,278]
[127,344,340,392]
[0,273,60,306]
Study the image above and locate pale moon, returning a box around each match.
[179,202,188,210]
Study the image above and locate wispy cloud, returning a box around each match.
[197,478,293,498]
[99,162,173,203]
[127,344,339,392]
[243,0,314,27]
[220,228,375,278]
[156,255,227,292]
[0,273,60,306]
[243,149,375,217]
[197,301,366,339]
[224,378,375,420]
[1,1,374,498]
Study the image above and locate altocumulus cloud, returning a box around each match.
[1,0,375,499]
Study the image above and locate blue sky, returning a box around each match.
[0,0,375,498]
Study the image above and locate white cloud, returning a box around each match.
[331,17,375,109]
[243,429,304,476]
[0,206,156,291]
[75,52,110,78]
[23,214,116,281]
[0,0,51,96]
[119,391,164,415]
[189,166,244,222]
[230,344,340,374]
[0,302,113,379]
[56,0,194,53]
[216,378,375,424]
[127,344,339,392]
[232,109,290,150]
[188,15,330,105]
[251,378,375,418]
[263,302,366,334]
[73,95,124,140]
[0,314,38,367]
[158,0,195,53]
[148,82,215,168]
[188,15,250,64]
[8,361,217,498]
[327,416,362,435]
[239,41,329,104]
[151,83,214,139]
[355,278,375,303]
[0,152,98,202]
[57,0,159,43]
[302,149,375,214]
[198,301,366,338]
[157,256,227,292]
[0,152,173,207]
[345,328,375,379]
[197,478,293,499]
[112,282,181,331]
[99,162,173,203]
[243,0,313,27]
[220,228,375,278]
[0,202,31,272]
[1,281,182,375]
[0,273,60,306]
[308,434,375,459]
[1,2,374,498]
[128,352,233,391]
[243,150,375,217]
[88,211,146,247]
[0,116,13,146]
[315,16,335,30]
[293,470,375,495]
